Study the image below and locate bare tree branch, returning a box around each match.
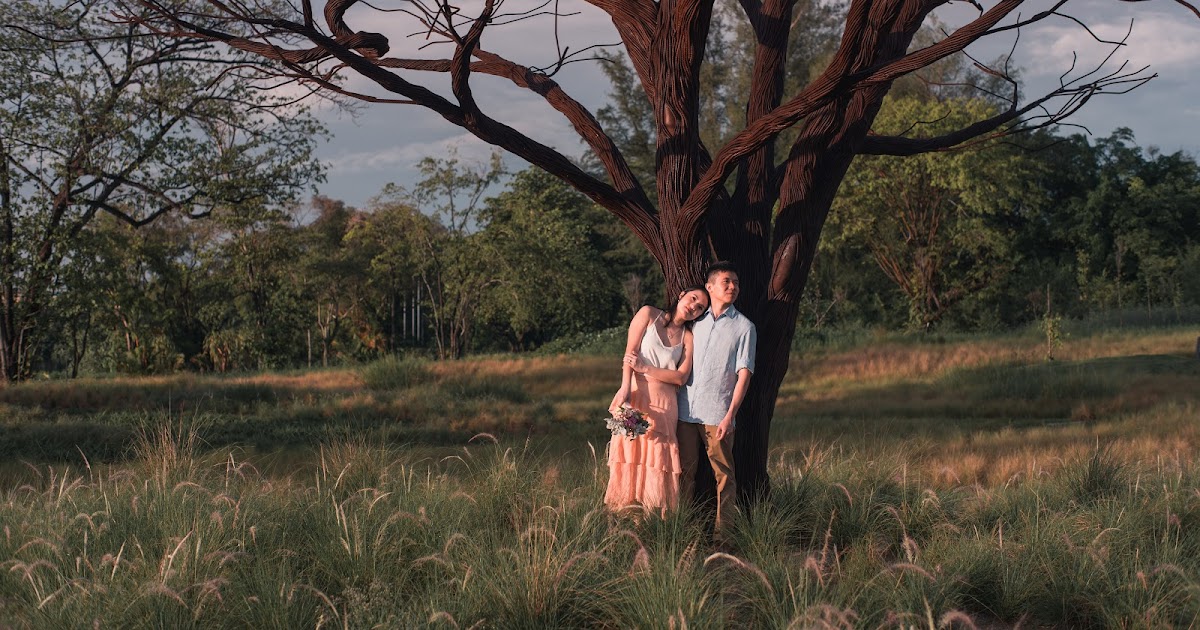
[860,33,1155,156]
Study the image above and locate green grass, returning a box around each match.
[1,324,1199,626]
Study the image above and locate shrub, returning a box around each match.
[361,355,432,390]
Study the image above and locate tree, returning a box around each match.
[1070,131,1200,313]
[0,0,323,382]
[400,152,506,359]
[1011,129,1200,319]
[344,200,430,354]
[295,196,369,366]
[81,216,192,374]
[195,207,312,372]
[129,0,1200,498]
[476,168,625,350]
[825,96,1032,329]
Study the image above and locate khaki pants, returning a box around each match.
[677,421,737,538]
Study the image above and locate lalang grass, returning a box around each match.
[0,325,1199,627]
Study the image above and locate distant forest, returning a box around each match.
[14,125,1200,378]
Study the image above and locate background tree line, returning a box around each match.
[3,0,1198,381]
[16,123,1200,379]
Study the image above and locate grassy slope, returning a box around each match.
[0,326,1198,627]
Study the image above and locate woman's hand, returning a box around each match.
[609,388,630,413]
[623,351,647,373]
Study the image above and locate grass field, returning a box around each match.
[1,325,1198,627]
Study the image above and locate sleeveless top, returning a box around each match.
[639,315,684,372]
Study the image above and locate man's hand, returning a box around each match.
[714,417,734,442]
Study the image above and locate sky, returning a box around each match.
[309,0,1200,209]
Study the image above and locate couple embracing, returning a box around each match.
[605,261,757,539]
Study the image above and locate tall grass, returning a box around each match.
[2,424,1198,627]
[2,324,1199,625]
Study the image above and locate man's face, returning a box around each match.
[706,270,739,305]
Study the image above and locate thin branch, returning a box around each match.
[859,60,1155,156]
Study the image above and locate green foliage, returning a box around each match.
[807,124,1200,334]
[372,150,508,359]
[535,326,627,356]
[1040,310,1065,361]
[825,95,1033,331]
[1005,129,1200,323]
[193,216,310,371]
[475,169,625,351]
[0,0,324,381]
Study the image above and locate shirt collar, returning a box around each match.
[710,304,739,321]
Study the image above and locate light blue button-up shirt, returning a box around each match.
[678,304,756,426]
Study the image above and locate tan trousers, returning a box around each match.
[677,420,737,538]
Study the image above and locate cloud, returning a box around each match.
[322,82,594,178]
[1020,14,1200,77]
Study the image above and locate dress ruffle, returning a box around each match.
[604,373,681,514]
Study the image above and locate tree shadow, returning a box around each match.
[0,371,545,465]
[772,353,1200,439]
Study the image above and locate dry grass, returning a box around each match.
[786,329,1196,392]
[227,370,363,391]
[923,402,1199,486]
[2,325,1199,626]
[0,326,1196,485]
[764,328,1200,493]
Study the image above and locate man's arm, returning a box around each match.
[715,367,751,442]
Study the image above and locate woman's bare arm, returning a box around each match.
[626,328,693,387]
[609,306,655,410]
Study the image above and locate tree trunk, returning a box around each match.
[0,137,16,384]
[729,81,897,499]
[69,312,92,379]
[0,324,19,384]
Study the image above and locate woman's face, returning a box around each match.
[676,289,710,322]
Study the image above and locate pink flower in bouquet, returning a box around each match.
[605,403,649,440]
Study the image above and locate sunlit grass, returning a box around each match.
[1,323,1198,625]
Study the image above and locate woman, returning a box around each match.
[605,286,710,515]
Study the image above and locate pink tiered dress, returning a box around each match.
[604,320,684,514]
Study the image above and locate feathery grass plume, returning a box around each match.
[316,437,400,498]
[130,414,207,491]
[416,469,617,627]
[598,514,723,629]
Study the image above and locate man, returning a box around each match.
[677,261,756,542]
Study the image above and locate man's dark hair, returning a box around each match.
[705,260,739,281]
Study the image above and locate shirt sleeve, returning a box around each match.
[736,324,757,374]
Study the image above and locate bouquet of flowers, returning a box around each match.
[605,404,649,440]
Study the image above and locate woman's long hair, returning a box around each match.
[660,284,709,330]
